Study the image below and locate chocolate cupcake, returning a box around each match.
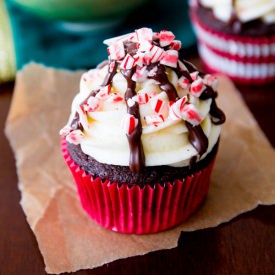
[60,27,225,234]
[190,0,275,84]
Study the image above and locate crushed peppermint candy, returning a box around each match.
[107,93,124,103]
[96,85,111,100]
[203,74,218,91]
[178,76,190,89]
[170,40,182,50]
[121,54,136,70]
[190,71,199,81]
[158,30,175,47]
[127,98,136,107]
[66,130,84,145]
[136,27,153,42]
[108,41,125,60]
[169,96,188,120]
[84,96,101,112]
[149,45,165,63]
[181,104,203,126]
[132,92,149,104]
[123,114,138,135]
[160,50,178,68]
[59,125,71,136]
[190,78,206,97]
[132,66,148,82]
[145,114,165,125]
[152,98,165,113]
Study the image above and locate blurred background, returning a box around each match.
[0,0,196,83]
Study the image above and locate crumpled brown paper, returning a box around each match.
[5,63,275,274]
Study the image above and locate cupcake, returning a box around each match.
[60,27,225,234]
[190,0,275,84]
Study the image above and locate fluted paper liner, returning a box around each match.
[62,139,215,234]
[5,63,275,274]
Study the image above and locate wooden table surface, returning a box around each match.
[1,64,275,275]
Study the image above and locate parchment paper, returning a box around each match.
[5,63,275,274]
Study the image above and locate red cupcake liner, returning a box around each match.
[190,8,275,84]
[62,139,216,234]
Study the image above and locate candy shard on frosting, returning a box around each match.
[61,27,225,172]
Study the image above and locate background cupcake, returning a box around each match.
[60,27,225,234]
[190,0,275,85]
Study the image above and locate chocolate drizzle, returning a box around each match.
[102,61,118,86]
[199,87,226,125]
[210,99,226,125]
[185,121,208,156]
[71,113,83,131]
[150,64,179,102]
[121,68,145,173]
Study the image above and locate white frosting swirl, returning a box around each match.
[200,0,275,23]
[64,66,221,167]
[61,28,223,168]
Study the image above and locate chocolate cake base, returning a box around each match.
[195,4,275,36]
[66,141,219,187]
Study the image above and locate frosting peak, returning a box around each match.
[60,28,225,173]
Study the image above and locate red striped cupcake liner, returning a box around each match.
[190,8,275,85]
[62,139,216,234]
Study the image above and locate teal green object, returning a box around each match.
[6,0,196,71]
[10,0,148,21]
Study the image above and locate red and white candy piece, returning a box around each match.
[107,93,124,103]
[151,98,165,114]
[108,41,125,61]
[145,114,165,125]
[178,76,190,89]
[190,78,206,97]
[96,84,111,99]
[160,50,178,68]
[169,96,188,120]
[103,32,134,46]
[149,44,164,63]
[59,125,71,136]
[203,74,218,91]
[120,54,135,70]
[123,114,138,135]
[137,40,152,52]
[66,130,84,145]
[190,71,199,81]
[181,104,202,126]
[142,52,152,66]
[133,52,144,67]
[132,66,148,82]
[132,92,149,104]
[136,27,153,42]
[127,98,136,107]
[84,96,101,112]
[158,30,175,47]
[128,32,138,42]
[109,60,116,72]
[133,51,151,67]
[169,40,182,50]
